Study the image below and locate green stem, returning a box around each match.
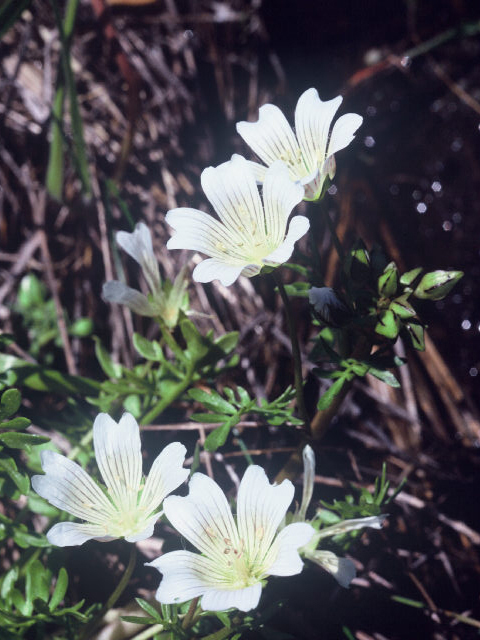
[181,596,200,630]
[141,363,195,425]
[157,317,185,362]
[273,272,310,431]
[201,625,236,640]
[130,624,165,640]
[67,428,93,461]
[79,544,137,640]
[325,211,344,263]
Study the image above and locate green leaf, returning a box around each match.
[190,413,226,423]
[204,415,239,452]
[317,377,347,410]
[0,432,49,449]
[135,598,162,621]
[283,282,311,298]
[188,388,236,415]
[133,333,163,361]
[0,389,21,421]
[377,262,398,297]
[414,270,463,301]
[368,367,400,387]
[26,560,50,605]
[375,309,400,339]
[391,595,425,609]
[0,457,29,494]
[1,566,19,599]
[49,568,68,611]
[13,530,49,548]
[180,319,210,362]
[214,331,239,355]
[94,337,122,379]
[69,317,94,337]
[399,267,422,286]
[1,417,31,431]
[46,85,65,200]
[121,615,158,625]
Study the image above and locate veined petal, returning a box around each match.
[327,112,363,158]
[237,466,294,564]
[149,550,212,604]
[236,104,301,173]
[193,259,245,286]
[46,522,112,547]
[93,413,142,510]
[31,451,115,525]
[295,89,342,172]
[166,209,248,263]
[163,473,239,565]
[201,584,262,612]
[117,222,153,265]
[139,442,189,514]
[262,215,309,266]
[316,514,387,541]
[262,161,305,246]
[117,223,161,295]
[124,513,160,543]
[102,281,156,316]
[246,160,267,184]
[308,550,356,588]
[200,155,264,241]
[266,522,314,576]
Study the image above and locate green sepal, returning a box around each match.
[375,309,400,339]
[399,267,422,286]
[378,262,398,298]
[414,270,463,301]
[389,293,416,319]
[404,321,425,351]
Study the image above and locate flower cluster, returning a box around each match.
[102,88,361,291]
[32,414,385,613]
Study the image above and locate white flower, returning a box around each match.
[102,222,189,328]
[295,445,386,588]
[165,155,309,287]
[147,466,314,612]
[236,88,363,201]
[31,413,189,547]
[304,515,386,588]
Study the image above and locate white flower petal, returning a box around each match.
[45,522,112,547]
[263,215,309,266]
[262,161,305,246]
[193,259,245,286]
[200,155,264,238]
[163,473,239,563]
[201,584,262,612]
[266,522,314,576]
[237,466,294,560]
[148,550,213,604]
[124,513,160,543]
[139,442,189,514]
[246,160,267,184]
[31,451,114,525]
[298,445,315,521]
[116,222,152,267]
[236,103,300,171]
[316,514,387,540]
[102,281,156,316]
[295,89,342,171]
[327,112,363,158]
[166,209,246,263]
[93,413,142,510]
[116,223,161,295]
[309,550,356,588]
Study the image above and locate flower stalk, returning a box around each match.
[273,271,310,432]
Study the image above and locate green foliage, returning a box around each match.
[12,274,93,364]
[189,386,302,452]
[319,463,405,523]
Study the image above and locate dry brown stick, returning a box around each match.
[39,229,77,375]
[0,230,42,304]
